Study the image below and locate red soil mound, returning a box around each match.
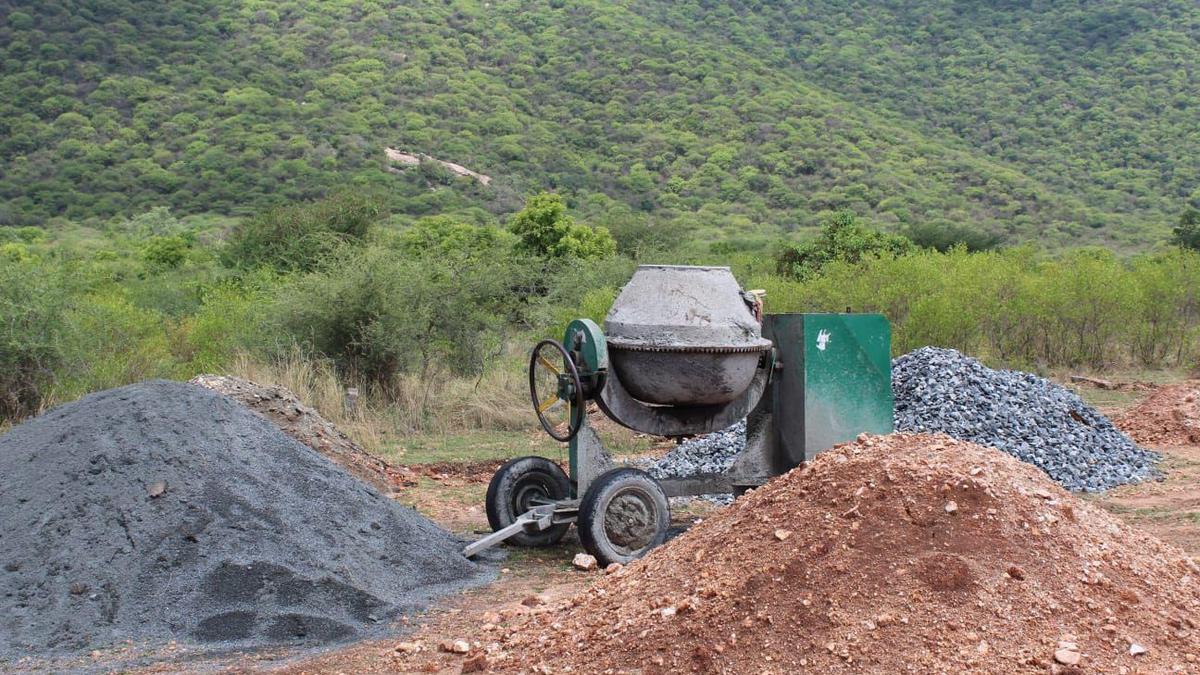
[1116,382,1200,447]
[490,434,1199,673]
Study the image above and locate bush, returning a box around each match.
[141,235,189,269]
[0,260,65,420]
[1174,208,1200,250]
[222,192,384,272]
[396,215,516,259]
[775,211,914,279]
[266,244,543,387]
[509,192,616,260]
[750,247,1200,369]
[54,291,178,400]
[904,220,1002,252]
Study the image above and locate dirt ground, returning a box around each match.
[111,377,1199,674]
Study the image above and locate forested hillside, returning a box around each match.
[1,0,1197,248]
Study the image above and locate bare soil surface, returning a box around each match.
[1115,381,1200,447]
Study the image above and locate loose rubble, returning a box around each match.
[893,347,1159,491]
[645,420,745,481]
[490,434,1200,673]
[0,381,493,659]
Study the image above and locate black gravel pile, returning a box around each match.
[892,347,1159,491]
[0,381,493,659]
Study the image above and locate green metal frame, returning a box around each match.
[563,319,608,496]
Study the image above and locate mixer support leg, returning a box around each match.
[570,420,614,497]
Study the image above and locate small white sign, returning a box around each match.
[816,329,831,351]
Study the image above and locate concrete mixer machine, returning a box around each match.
[464,265,893,565]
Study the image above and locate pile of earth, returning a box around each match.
[893,347,1157,491]
[0,381,493,660]
[1115,381,1200,447]
[190,374,404,494]
[484,434,1200,673]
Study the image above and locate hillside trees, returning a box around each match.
[1174,208,1200,250]
[1,0,1196,248]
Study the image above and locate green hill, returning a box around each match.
[1,0,1197,249]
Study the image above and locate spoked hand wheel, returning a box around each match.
[529,339,585,442]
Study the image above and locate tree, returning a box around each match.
[1173,208,1200,251]
[509,192,616,260]
[905,220,1002,252]
[222,192,384,272]
[775,210,914,279]
[141,236,189,269]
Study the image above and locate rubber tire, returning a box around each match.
[578,468,670,566]
[485,456,572,547]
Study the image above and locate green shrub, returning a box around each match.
[775,211,914,279]
[141,235,189,269]
[178,273,275,372]
[396,215,516,259]
[1174,208,1200,251]
[266,245,542,385]
[509,192,616,260]
[222,192,384,272]
[904,221,1002,252]
[54,291,178,399]
[750,247,1200,369]
[0,260,65,420]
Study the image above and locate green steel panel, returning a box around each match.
[799,313,893,459]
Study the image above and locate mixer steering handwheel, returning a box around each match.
[528,339,585,442]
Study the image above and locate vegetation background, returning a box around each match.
[1,0,1199,449]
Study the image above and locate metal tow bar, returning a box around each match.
[461,502,579,558]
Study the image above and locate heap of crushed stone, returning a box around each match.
[190,374,401,494]
[0,381,493,659]
[1115,381,1200,447]
[491,434,1199,674]
[893,347,1157,491]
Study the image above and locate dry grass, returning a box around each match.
[224,349,531,452]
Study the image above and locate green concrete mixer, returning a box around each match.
[463,265,893,566]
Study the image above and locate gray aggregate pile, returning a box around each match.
[893,347,1159,492]
[0,381,494,658]
[645,420,745,482]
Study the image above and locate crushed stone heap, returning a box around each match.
[495,434,1200,674]
[893,347,1158,491]
[1115,381,1200,447]
[646,420,745,481]
[0,381,493,658]
[190,374,401,494]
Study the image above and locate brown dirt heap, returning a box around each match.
[494,434,1200,673]
[1116,381,1200,447]
[189,375,402,494]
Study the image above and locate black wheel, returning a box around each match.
[578,468,670,566]
[529,339,584,442]
[485,456,572,547]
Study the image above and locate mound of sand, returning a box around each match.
[1116,381,1200,447]
[492,434,1199,673]
[0,381,492,658]
[189,374,402,494]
